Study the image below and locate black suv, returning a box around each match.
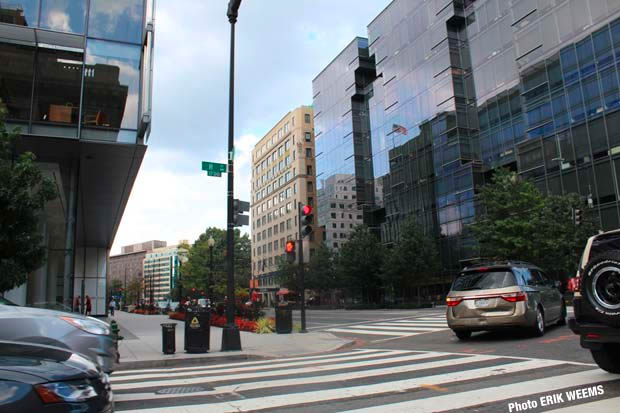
[568,229,620,373]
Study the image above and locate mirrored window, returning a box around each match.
[82,39,141,132]
[33,47,83,128]
[0,43,35,121]
[88,0,144,44]
[0,0,39,27]
[40,0,86,34]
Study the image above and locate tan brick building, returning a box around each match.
[251,106,320,304]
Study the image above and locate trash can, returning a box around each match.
[161,323,176,354]
[184,306,211,353]
[275,303,292,334]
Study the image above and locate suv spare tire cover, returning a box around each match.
[581,251,620,327]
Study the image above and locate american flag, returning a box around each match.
[392,123,408,135]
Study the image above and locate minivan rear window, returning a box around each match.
[452,270,517,291]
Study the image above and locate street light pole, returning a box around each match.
[222,0,242,351]
[208,236,215,303]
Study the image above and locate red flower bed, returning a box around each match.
[169,312,257,332]
[131,309,159,315]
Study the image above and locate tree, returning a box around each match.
[107,279,123,298]
[382,218,440,302]
[125,278,141,305]
[306,243,337,292]
[336,225,385,303]
[275,256,298,291]
[182,227,251,301]
[0,105,57,293]
[471,168,597,281]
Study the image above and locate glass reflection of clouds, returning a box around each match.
[40,0,86,34]
[84,40,140,130]
[88,0,143,44]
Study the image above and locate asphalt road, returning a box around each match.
[112,307,620,412]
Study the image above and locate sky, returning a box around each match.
[110,0,391,254]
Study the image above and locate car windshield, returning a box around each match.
[0,297,17,306]
[452,270,517,291]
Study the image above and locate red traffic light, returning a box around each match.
[285,240,296,253]
[302,205,312,215]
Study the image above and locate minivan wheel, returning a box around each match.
[532,307,545,337]
[454,330,472,340]
[590,344,620,374]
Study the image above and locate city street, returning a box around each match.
[111,308,620,412]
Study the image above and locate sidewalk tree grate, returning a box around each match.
[155,386,212,395]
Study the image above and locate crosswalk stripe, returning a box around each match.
[111,348,385,376]
[349,325,444,332]
[389,320,447,324]
[341,368,616,413]
[379,322,448,327]
[112,351,452,390]
[111,349,410,383]
[409,317,446,321]
[325,328,419,336]
[114,353,498,403]
[118,358,565,412]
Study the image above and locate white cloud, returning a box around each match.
[46,11,71,32]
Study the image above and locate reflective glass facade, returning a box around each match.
[0,0,154,314]
[314,0,620,275]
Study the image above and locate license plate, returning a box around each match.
[475,298,491,307]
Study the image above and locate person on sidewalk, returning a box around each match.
[85,295,92,316]
[109,299,116,316]
[74,296,81,313]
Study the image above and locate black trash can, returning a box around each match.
[275,303,292,334]
[184,306,211,353]
[161,323,176,354]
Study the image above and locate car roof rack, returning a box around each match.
[462,260,535,271]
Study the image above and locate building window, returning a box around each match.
[307,165,312,175]
[332,223,337,228]
[331,213,337,218]
[285,140,290,150]
[40,0,87,34]
[89,0,144,44]
[304,113,311,123]
[307,181,313,192]
[308,197,314,206]
[306,148,312,157]
[286,219,292,230]
[333,242,338,248]
[305,132,311,142]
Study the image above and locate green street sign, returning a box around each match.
[207,171,222,177]
[202,161,227,174]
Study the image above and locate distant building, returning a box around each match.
[143,244,188,303]
[251,106,320,304]
[108,240,167,289]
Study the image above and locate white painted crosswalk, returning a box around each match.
[111,348,619,412]
[325,314,448,339]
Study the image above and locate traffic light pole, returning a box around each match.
[222,0,242,352]
[297,202,307,333]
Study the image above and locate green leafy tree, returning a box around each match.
[0,106,57,293]
[275,256,298,291]
[125,278,141,305]
[182,227,251,300]
[306,243,337,292]
[383,218,440,302]
[107,279,123,298]
[336,225,385,303]
[471,168,597,281]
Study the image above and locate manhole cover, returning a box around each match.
[155,386,211,395]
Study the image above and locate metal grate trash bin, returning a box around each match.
[161,323,177,354]
[184,306,211,353]
[275,303,292,334]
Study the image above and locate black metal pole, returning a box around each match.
[297,202,307,333]
[209,246,213,302]
[222,0,242,351]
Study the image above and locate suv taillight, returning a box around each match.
[446,297,462,307]
[567,277,581,292]
[501,292,526,303]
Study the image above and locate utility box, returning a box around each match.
[160,323,176,354]
[184,306,210,353]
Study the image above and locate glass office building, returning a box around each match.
[1,0,155,315]
[314,0,620,276]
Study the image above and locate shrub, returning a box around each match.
[255,317,275,334]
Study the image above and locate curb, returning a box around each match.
[114,353,270,371]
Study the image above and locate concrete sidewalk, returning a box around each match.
[111,311,352,371]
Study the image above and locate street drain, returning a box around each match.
[156,385,212,395]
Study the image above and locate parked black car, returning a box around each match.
[568,229,620,373]
[0,340,113,413]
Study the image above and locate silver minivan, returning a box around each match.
[446,262,566,340]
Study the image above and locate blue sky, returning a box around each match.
[111,0,390,253]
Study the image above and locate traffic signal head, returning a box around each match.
[285,240,296,263]
[301,205,313,237]
[233,199,250,226]
[575,208,583,226]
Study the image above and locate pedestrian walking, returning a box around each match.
[74,296,81,313]
[109,299,116,316]
[85,295,92,316]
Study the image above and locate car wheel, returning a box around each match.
[532,307,545,337]
[557,302,567,326]
[590,344,620,374]
[454,330,471,340]
[581,251,620,327]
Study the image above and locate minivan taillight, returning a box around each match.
[567,277,581,292]
[501,292,526,303]
[446,297,462,307]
